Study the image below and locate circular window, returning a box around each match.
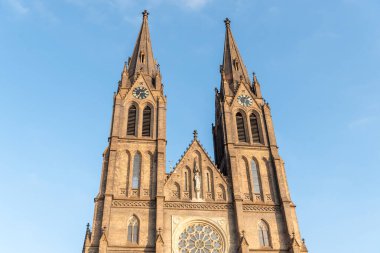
[178,223,224,253]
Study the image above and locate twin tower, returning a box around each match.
[83,10,308,253]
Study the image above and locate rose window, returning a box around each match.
[178,223,224,253]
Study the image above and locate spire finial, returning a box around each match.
[142,10,149,18]
[224,18,231,27]
[193,130,198,140]
[86,223,90,230]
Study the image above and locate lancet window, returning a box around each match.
[236,112,247,142]
[250,113,261,143]
[251,159,262,194]
[127,105,137,136]
[127,216,139,244]
[132,153,141,189]
[142,106,152,137]
[258,220,271,247]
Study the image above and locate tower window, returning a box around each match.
[132,153,141,189]
[127,105,137,136]
[233,59,239,71]
[258,220,271,247]
[251,160,262,194]
[236,112,247,142]
[127,216,139,244]
[139,51,145,63]
[250,113,261,143]
[142,106,152,137]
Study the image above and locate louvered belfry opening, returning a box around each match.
[127,105,137,136]
[250,113,261,143]
[142,106,151,137]
[236,112,247,142]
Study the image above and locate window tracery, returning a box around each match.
[127,216,139,244]
[178,223,224,253]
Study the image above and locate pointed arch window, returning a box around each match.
[127,105,137,136]
[250,113,261,143]
[132,153,141,189]
[236,112,247,142]
[142,106,152,137]
[251,160,262,194]
[258,220,271,247]
[184,171,189,191]
[139,51,145,63]
[206,173,211,192]
[127,216,139,244]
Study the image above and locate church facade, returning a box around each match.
[83,10,308,253]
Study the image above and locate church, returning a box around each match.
[82,10,308,253]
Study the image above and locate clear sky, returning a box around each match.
[0,0,379,252]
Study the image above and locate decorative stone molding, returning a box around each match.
[112,200,156,208]
[183,192,190,199]
[255,194,263,201]
[242,204,280,212]
[131,190,138,196]
[165,202,232,211]
[171,216,229,253]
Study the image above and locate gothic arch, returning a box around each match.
[249,110,263,144]
[205,167,214,199]
[240,156,251,200]
[235,110,248,143]
[141,102,154,137]
[183,166,192,199]
[258,219,272,248]
[173,182,180,199]
[216,184,226,201]
[127,215,140,244]
[250,157,263,199]
[192,150,203,197]
[192,150,202,170]
[131,152,142,191]
[126,103,139,136]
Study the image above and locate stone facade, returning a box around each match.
[83,11,308,253]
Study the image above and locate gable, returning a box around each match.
[123,74,158,107]
[230,81,262,110]
[164,139,230,202]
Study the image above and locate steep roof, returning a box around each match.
[221,18,251,87]
[128,10,158,81]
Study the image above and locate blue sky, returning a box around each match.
[0,0,379,252]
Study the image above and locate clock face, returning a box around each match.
[132,86,149,99]
[237,95,253,107]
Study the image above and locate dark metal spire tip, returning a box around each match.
[142,10,149,18]
[224,18,231,27]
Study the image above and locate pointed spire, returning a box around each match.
[222,18,250,91]
[82,223,91,253]
[252,72,262,98]
[120,61,129,88]
[128,10,158,82]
